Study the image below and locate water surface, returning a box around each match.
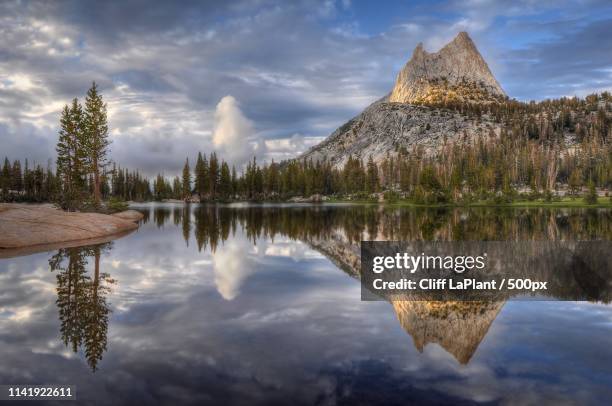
[0,204,611,405]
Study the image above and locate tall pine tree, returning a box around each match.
[56,99,87,209]
[182,158,191,200]
[219,161,231,200]
[209,152,219,199]
[195,152,209,199]
[83,82,109,206]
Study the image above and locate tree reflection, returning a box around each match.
[172,205,182,226]
[150,205,611,251]
[49,242,115,372]
[182,205,191,246]
[154,207,171,228]
[84,204,612,367]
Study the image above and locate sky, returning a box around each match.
[1,0,612,176]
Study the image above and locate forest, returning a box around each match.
[0,91,610,206]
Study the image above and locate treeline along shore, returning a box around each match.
[0,86,611,208]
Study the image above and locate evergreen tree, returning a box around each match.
[56,99,87,209]
[195,152,208,199]
[11,160,22,192]
[209,152,219,199]
[182,158,191,199]
[568,169,582,197]
[584,180,598,204]
[45,160,57,201]
[366,155,379,193]
[219,161,231,200]
[83,82,109,206]
[172,176,182,199]
[1,158,10,199]
[231,165,237,197]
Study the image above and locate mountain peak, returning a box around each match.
[446,31,478,52]
[389,32,506,104]
[454,31,472,42]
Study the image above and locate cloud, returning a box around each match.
[499,18,612,99]
[1,0,612,176]
[0,122,55,166]
[212,95,259,167]
[264,133,324,162]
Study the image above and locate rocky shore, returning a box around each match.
[0,203,143,258]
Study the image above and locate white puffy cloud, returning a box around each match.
[212,95,261,167]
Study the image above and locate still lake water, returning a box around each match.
[0,203,611,405]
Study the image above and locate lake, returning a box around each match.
[1,203,611,405]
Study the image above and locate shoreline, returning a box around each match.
[0,203,144,257]
[333,199,612,208]
[136,197,612,209]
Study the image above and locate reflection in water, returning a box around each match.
[154,206,171,228]
[142,205,612,246]
[49,243,115,371]
[2,203,609,404]
[213,239,256,300]
[135,204,611,364]
[182,205,191,246]
[392,301,504,364]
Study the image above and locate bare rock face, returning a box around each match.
[390,32,506,104]
[301,97,501,168]
[299,32,505,167]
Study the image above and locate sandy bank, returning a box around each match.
[0,204,144,257]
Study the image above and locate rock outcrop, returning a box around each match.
[301,96,501,168]
[299,32,505,167]
[0,204,143,257]
[390,32,505,104]
[111,209,146,222]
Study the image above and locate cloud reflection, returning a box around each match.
[213,239,257,300]
[0,204,611,405]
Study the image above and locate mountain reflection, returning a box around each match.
[49,242,115,371]
[132,204,610,364]
[392,301,504,364]
[39,205,612,369]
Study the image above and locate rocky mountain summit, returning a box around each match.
[300,32,506,167]
[389,32,506,104]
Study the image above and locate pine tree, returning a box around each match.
[182,158,191,200]
[56,99,87,209]
[231,165,237,197]
[1,158,10,199]
[45,160,56,201]
[219,161,231,200]
[172,176,182,199]
[584,180,598,204]
[23,159,33,199]
[568,168,582,197]
[195,152,208,199]
[11,160,22,192]
[83,82,109,206]
[209,152,219,199]
[366,155,379,193]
